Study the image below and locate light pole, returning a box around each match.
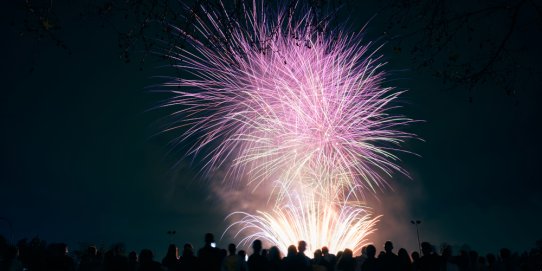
[410,220,421,253]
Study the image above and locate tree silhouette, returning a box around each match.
[7,0,541,97]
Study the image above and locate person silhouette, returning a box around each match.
[412,251,421,271]
[1,245,23,271]
[380,241,400,271]
[355,246,368,271]
[104,243,128,271]
[197,233,222,271]
[361,245,379,271]
[336,248,356,271]
[139,249,161,271]
[419,242,440,271]
[238,250,248,271]
[127,251,138,271]
[247,239,269,271]
[180,243,197,271]
[297,241,311,271]
[267,246,282,271]
[322,246,337,271]
[46,243,75,271]
[486,254,497,271]
[222,243,243,271]
[312,249,330,271]
[282,245,298,271]
[397,248,412,271]
[79,245,103,271]
[162,244,180,271]
[441,245,459,271]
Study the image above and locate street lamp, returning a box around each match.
[410,220,421,253]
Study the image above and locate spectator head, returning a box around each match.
[421,242,433,256]
[49,243,69,256]
[442,245,452,258]
[5,245,19,259]
[343,249,353,258]
[183,243,194,256]
[500,248,511,259]
[366,245,376,258]
[486,253,496,264]
[112,243,125,256]
[298,241,307,253]
[269,246,281,260]
[314,249,323,259]
[88,245,97,256]
[139,249,154,263]
[228,243,236,255]
[287,245,297,257]
[384,241,394,253]
[412,251,420,261]
[128,251,138,262]
[238,250,246,260]
[252,239,262,253]
[322,246,329,255]
[361,246,367,256]
[398,248,411,263]
[478,256,486,265]
[167,244,178,259]
[204,233,215,245]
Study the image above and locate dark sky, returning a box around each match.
[1,0,541,258]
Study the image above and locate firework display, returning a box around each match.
[225,182,381,253]
[162,1,415,253]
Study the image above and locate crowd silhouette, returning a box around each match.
[1,233,541,271]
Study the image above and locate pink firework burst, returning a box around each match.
[162,1,416,195]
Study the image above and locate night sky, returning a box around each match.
[1,0,541,258]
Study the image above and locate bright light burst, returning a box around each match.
[163,1,415,192]
[161,0,416,253]
[225,183,381,255]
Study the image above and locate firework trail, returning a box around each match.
[225,182,381,254]
[160,0,416,253]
